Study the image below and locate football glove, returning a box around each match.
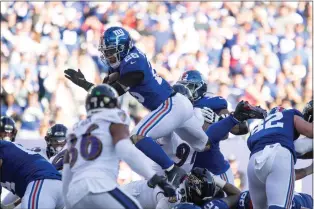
[147,174,177,203]
[64,69,94,91]
[201,107,220,124]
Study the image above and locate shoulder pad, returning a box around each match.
[92,108,131,125]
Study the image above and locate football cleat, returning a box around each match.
[233,101,267,122]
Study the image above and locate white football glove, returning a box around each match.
[201,107,220,124]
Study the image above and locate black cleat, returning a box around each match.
[165,165,187,188]
[233,101,267,121]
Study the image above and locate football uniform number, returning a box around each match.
[238,192,248,207]
[65,124,102,168]
[175,143,196,167]
[251,112,284,135]
[203,202,218,209]
[124,53,139,62]
[152,68,162,85]
[80,135,103,160]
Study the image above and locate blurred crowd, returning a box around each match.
[1,2,312,141]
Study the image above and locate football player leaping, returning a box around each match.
[64,26,210,186]
[62,84,176,209]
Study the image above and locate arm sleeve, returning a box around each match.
[110,71,144,96]
[115,138,155,180]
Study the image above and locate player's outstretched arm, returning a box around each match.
[294,115,313,138]
[219,109,249,135]
[64,69,94,91]
[295,163,313,180]
[210,176,241,208]
[111,123,156,180]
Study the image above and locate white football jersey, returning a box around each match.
[154,132,196,175]
[65,108,130,191]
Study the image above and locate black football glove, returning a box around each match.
[147,174,177,203]
[64,69,94,91]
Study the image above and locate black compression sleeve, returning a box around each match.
[119,71,144,88]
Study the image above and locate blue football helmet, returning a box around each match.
[172,203,202,209]
[98,26,134,69]
[268,106,286,116]
[178,71,207,101]
[45,124,68,158]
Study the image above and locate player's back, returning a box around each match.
[119,47,173,111]
[247,109,302,162]
[0,141,61,197]
[67,108,130,184]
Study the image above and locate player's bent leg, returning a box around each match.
[131,95,193,170]
[132,94,192,140]
[266,147,295,209]
[247,151,268,209]
[70,188,142,209]
[174,109,208,152]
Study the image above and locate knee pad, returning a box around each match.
[130,135,145,144]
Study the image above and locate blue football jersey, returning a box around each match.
[202,199,229,209]
[193,96,230,175]
[194,96,228,114]
[118,47,173,111]
[0,141,61,197]
[292,193,313,209]
[247,109,303,163]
